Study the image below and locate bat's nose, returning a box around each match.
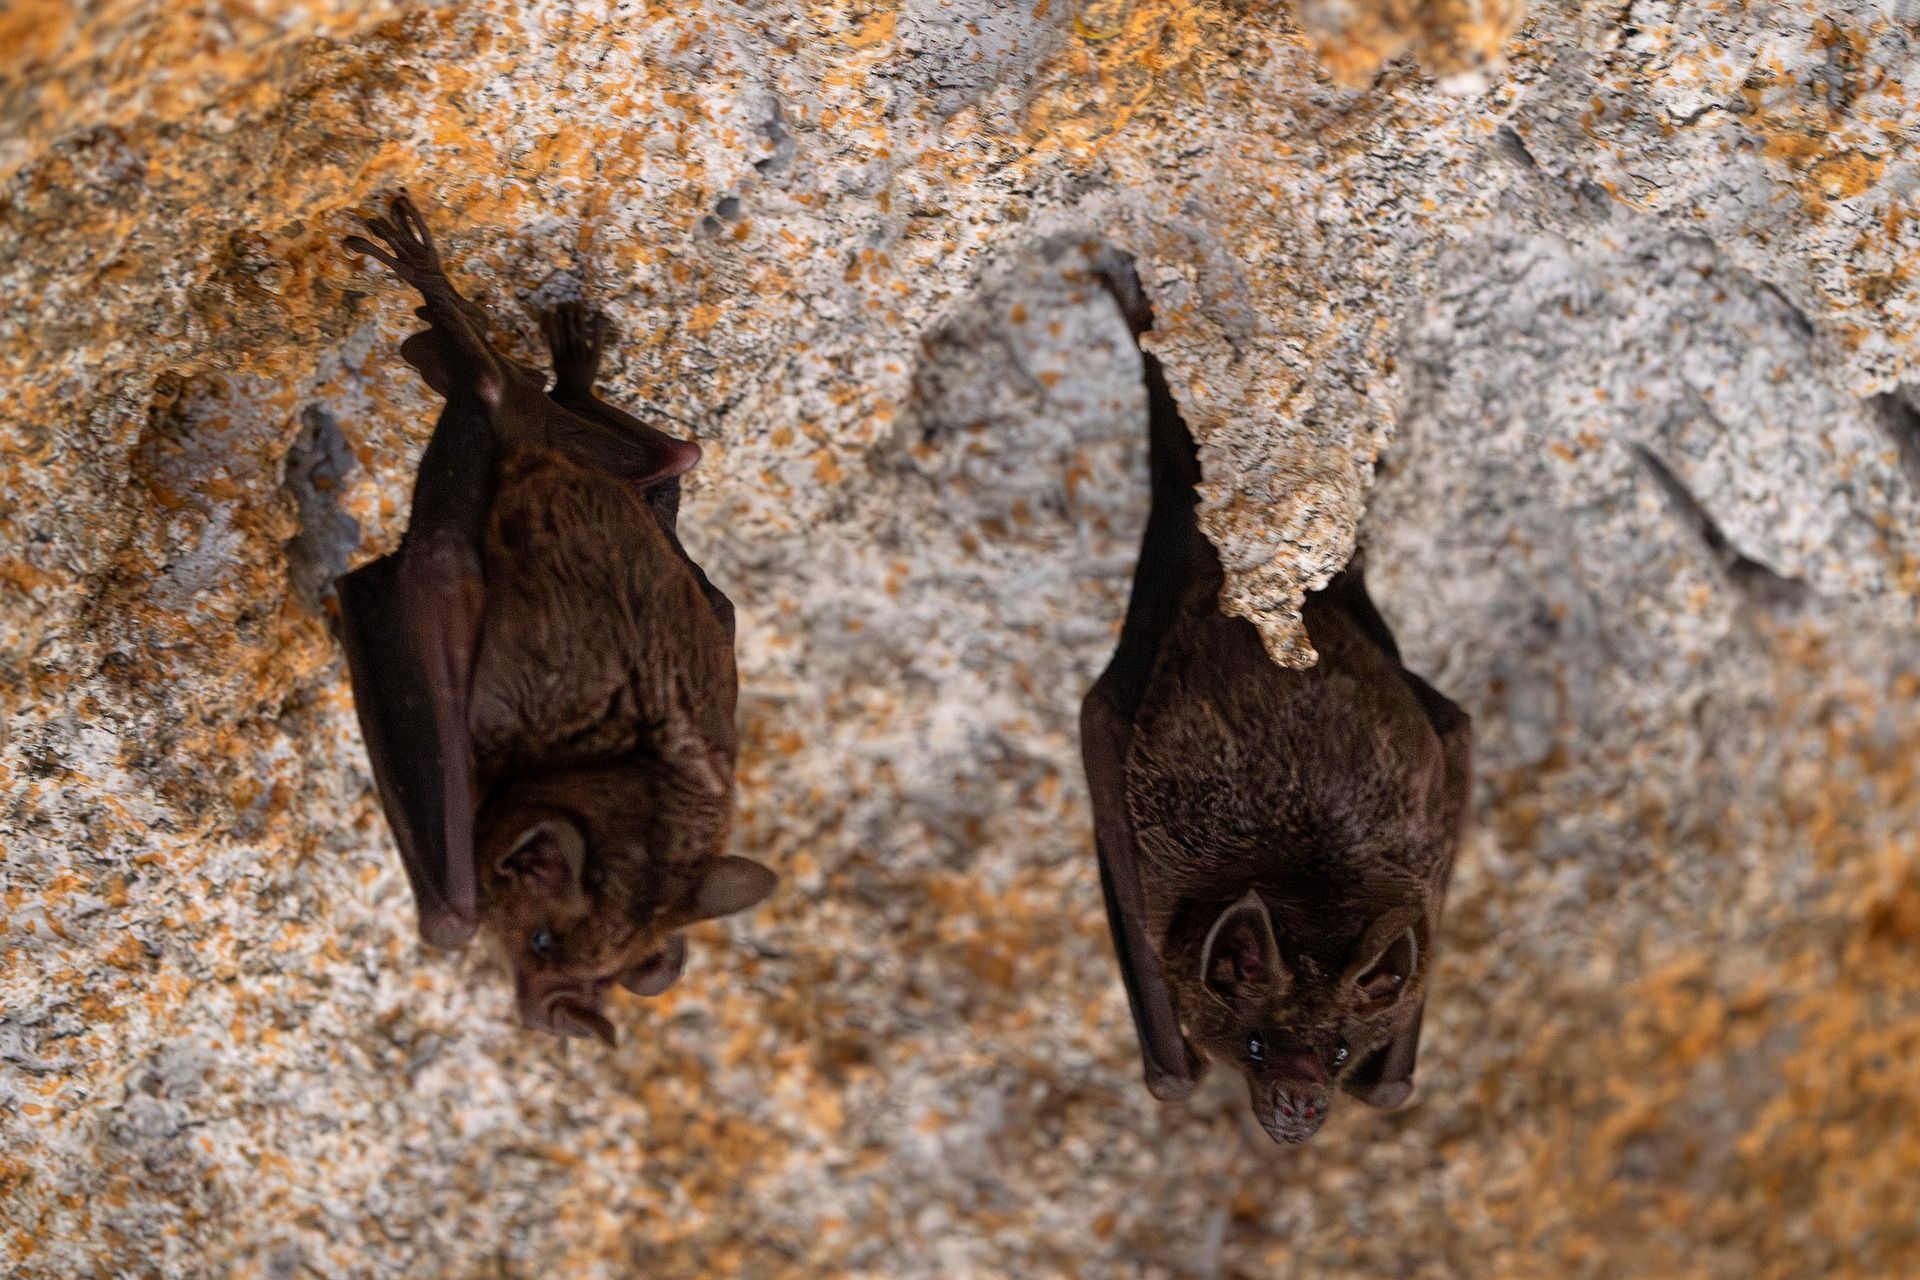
[1261,1086,1330,1144]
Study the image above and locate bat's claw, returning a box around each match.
[344,191,449,290]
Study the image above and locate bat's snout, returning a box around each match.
[1257,1084,1330,1144]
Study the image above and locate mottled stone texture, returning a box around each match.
[2,3,1918,1278]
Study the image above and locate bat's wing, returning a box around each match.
[1402,667,1473,820]
[1313,561,1403,664]
[1344,667,1471,1111]
[335,395,496,949]
[1313,561,1471,803]
[545,406,700,494]
[1343,1001,1424,1110]
[1082,258,1219,1101]
[336,552,471,947]
[1082,689,1204,1100]
[534,302,702,496]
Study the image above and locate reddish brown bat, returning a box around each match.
[1080,259,1471,1142]
[333,192,773,1044]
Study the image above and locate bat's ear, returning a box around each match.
[1200,891,1284,1005]
[1345,902,1427,1013]
[495,818,587,898]
[619,933,689,997]
[692,856,776,921]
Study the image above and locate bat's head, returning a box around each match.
[472,764,774,1044]
[1186,890,1430,1144]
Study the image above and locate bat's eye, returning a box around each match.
[530,929,556,958]
[1331,1042,1350,1068]
[1247,1034,1266,1064]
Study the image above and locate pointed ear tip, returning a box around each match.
[695,857,777,917]
[731,856,777,892]
[1208,893,1271,929]
[1202,892,1277,952]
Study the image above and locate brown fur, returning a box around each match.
[1079,253,1470,1142]
[469,445,737,780]
[467,445,741,1034]
[336,195,768,1043]
[1129,597,1452,1138]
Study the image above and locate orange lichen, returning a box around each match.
[1297,0,1526,85]
[4,2,1918,1278]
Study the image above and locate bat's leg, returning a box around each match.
[1311,559,1404,665]
[1089,270,1224,715]
[536,301,703,504]
[1083,686,1205,1100]
[538,301,689,446]
[540,299,610,404]
[345,192,510,406]
[535,300,730,627]
[344,193,472,320]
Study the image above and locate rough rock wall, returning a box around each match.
[2,2,1917,1278]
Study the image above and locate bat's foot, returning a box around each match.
[539,300,609,401]
[345,191,454,295]
[346,191,506,406]
[1088,249,1154,338]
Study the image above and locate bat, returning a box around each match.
[333,191,774,1044]
[1079,257,1471,1142]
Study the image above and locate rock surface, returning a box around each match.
[2,2,1917,1278]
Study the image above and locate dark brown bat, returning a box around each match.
[333,192,773,1044]
[1080,259,1471,1142]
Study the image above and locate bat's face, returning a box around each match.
[1188,891,1428,1143]
[474,771,774,1044]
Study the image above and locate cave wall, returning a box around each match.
[2,3,1918,1277]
